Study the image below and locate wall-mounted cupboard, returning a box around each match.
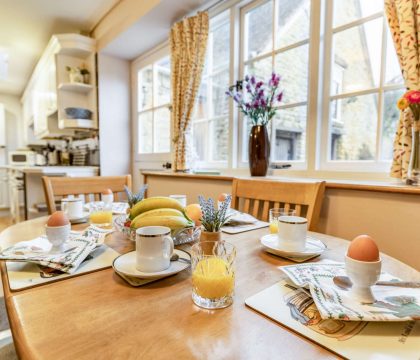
[21,34,97,140]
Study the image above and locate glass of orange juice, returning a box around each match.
[269,208,296,234]
[89,202,113,228]
[191,241,236,309]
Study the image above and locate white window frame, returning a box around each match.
[237,0,315,171]
[131,44,171,163]
[192,9,232,169]
[318,0,405,173]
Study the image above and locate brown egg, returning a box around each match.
[47,211,70,227]
[102,188,112,195]
[347,235,380,262]
[218,193,229,202]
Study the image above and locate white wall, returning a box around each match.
[0,94,23,151]
[97,53,131,176]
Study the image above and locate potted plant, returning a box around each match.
[226,73,283,176]
[66,66,83,84]
[198,194,231,242]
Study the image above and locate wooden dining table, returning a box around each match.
[0,217,419,360]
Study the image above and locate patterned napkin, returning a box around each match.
[280,260,420,322]
[84,201,128,215]
[0,226,113,274]
[225,209,258,225]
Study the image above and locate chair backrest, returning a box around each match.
[42,175,132,214]
[231,178,326,231]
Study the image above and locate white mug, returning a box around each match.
[169,195,187,207]
[45,224,71,253]
[61,198,84,220]
[277,216,308,251]
[136,226,174,273]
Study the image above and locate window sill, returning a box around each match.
[141,171,420,195]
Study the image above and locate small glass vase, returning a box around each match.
[407,125,420,185]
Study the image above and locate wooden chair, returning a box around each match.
[231,178,326,231]
[42,175,132,214]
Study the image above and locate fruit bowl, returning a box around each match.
[113,215,201,245]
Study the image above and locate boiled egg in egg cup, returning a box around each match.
[345,235,381,304]
[45,211,71,253]
[101,188,114,205]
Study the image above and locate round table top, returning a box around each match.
[0,217,419,360]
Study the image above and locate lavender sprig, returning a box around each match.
[125,184,148,207]
[198,195,232,232]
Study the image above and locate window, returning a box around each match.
[240,0,311,165]
[191,10,231,168]
[137,55,171,155]
[321,0,404,170]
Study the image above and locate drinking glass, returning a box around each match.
[89,202,113,228]
[269,208,296,234]
[191,241,236,309]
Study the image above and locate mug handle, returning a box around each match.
[164,235,174,258]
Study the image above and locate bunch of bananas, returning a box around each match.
[129,197,194,232]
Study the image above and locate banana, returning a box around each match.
[130,215,193,231]
[135,208,185,220]
[129,197,185,219]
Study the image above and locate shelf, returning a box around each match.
[59,118,96,130]
[58,83,94,94]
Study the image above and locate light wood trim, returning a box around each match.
[42,175,132,214]
[141,171,420,195]
[231,178,326,231]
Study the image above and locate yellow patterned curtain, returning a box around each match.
[385,0,420,180]
[170,12,209,171]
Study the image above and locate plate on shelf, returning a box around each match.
[260,234,327,257]
[112,249,191,279]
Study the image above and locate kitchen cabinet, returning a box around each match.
[0,103,5,147]
[21,34,97,140]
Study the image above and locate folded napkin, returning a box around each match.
[225,209,259,226]
[280,260,420,322]
[0,226,113,274]
[85,202,128,215]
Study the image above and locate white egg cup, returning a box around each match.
[345,255,382,304]
[101,193,114,204]
[45,224,71,253]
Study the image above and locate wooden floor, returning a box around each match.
[0,212,13,233]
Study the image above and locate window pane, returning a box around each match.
[211,71,229,117]
[154,107,170,153]
[211,118,229,161]
[381,88,404,160]
[385,28,403,85]
[192,120,207,162]
[155,57,170,106]
[193,80,208,119]
[244,56,273,81]
[138,111,153,153]
[277,0,310,48]
[245,1,273,60]
[329,94,378,161]
[272,105,307,161]
[332,18,383,94]
[333,0,383,28]
[275,44,309,104]
[138,66,153,110]
[211,11,230,71]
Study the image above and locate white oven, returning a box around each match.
[8,150,36,166]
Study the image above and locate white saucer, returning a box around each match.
[112,249,191,279]
[69,211,90,224]
[260,234,327,257]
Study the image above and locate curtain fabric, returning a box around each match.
[170,12,209,171]
[385,0,420,180]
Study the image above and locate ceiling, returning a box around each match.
[0,0,120,96]
[102,0,211,60]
